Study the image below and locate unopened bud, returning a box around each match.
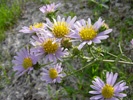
[72,47,80,56]
[33,62,40,70]
[61,38,72,49]
[99,23,109,32]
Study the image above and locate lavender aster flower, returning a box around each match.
[41,63,65,83]
[30,32,67,63]
[12,48,38,76]
[19,23,45,34]
[39,3,61,13]
[46,15,77,39]
[69,18,112,49]
[89,72,128,100]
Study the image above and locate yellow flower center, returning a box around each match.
[52,22,70,38]
[79,26,97,41]
[42,39,59,54]
[49,68,58,79]
[102,84,114,99]
[22,57,33,69]
[29,23,43,30]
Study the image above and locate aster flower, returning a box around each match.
[69,18,112,50]
[30,31,67,63]
[131,39,133,45]
[41,63,65,83]
[39,3,61,14]
[89,72,128,100]
[46,15,77,39]
[12,48,38,76]
[19,23,45,34]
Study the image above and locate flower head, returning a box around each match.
[89,72,128,100]
[39,3,61,14]
[12,48,38,76]
[41,63,65,83]
[19,23,45,34]
[69,18,112,49]
[30,32,67,63]
[46,15,77,39]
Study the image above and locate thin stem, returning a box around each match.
[118,42,124,56]
[39,62,53,67]
[92,46,127,61]
[64,59,97,78]
[102,59,133,65]
[90,47,95,58]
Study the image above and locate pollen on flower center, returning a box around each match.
[49,68,58,79]
[22,57,33,69]
[29,23,43,30]
[52,22,70,38]
[42,39,59,54]
[102,84,114,99]
[79,26,97,41]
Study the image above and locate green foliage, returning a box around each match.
[64,11,76,18]
[33,0,51,4]
[0,0,22,41]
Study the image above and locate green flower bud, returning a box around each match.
[72,47,80,56]
[99,23,109,32]
[61,38,72,49]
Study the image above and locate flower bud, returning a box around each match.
[72,47,80,56]
[61,38,72,49]
[99,23,109,32]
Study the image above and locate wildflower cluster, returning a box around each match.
[12,2,132,99]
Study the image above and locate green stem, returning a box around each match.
[118,42,124,56]
[39,62,53,67]
[64,59,97,78]
[102,59,133,65]
[92,46,127,61]
[90,47,95,58]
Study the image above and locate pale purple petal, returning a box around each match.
[96,35,109,40]
[69,33,80,39]
[90,95,103,100]
[19,26,33,34]
[131,39,133,45]
[98,29,112,36]
[57,15,61,22]
[93,17,104,30]
[89,91,101,94]
[90,85,101,91]
[115,93,127,98]
[13,66,24,71]
[110,97,119,100]
[92,38,101,43]
[78,42,86,50]
[111,73,118,86]
[66,16,71,23]
[107,72,113,85]
[56,77,61,83]
[87,18,91,27]
[69,16,77,26]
